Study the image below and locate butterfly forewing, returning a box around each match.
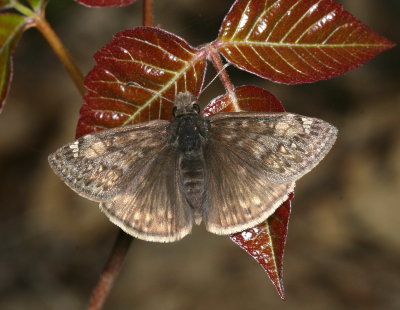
[48,120,170,201]
[207,112,337,183]
[99,145,193,242]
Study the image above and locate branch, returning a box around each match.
[208,43,237,105]
[143,0,153,27]
[87,230,133,310]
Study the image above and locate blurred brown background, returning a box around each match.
[0,0,399,309]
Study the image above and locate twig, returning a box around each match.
[87,230,133,310]
[143,0,153,27]
[208,43,238,108]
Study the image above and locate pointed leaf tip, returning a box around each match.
[229,193,293,299]
[217,0,395,84]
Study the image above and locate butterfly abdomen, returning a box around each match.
[179,155,205,219]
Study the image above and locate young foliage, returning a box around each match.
[76,0,393,297]
[0,0,48,112]
[78,27,207,138]
[203,85,284,115]
[216,0,394,84]
[0,13,29,112]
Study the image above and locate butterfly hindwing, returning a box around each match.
[207,112,337,183]
[48,120,170,201]
[99,145,193,242]
[203,138,295,234]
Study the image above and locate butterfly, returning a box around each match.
[48,92,337,242]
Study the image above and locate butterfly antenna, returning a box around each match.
[125,82,175,104]
[200,62,231,96]
[126,62,230,101]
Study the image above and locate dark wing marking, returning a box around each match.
[48,120,170,201]
[99,146,193,242]
[206,112,337,183]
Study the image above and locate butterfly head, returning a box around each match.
[173,92,201,118]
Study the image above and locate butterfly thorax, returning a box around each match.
[173,115,208,156]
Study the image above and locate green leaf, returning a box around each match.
[26,0,48,12]
[0,13,27,113]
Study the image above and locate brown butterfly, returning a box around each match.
[48,92,337,242]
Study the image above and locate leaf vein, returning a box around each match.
[281,0,323,43]
[265,0,302,42]
[295,2,334,43]
[244,0,279,41]
[271,46,305,75]
[321,23,351,44]
[231,0,252,41]
[317,47,342,65]
[303,47,335,71]
[248,45,285,75]
[94,96,142,109]
[121,58,202,125]
[119,35,193,61]
[289,47,323,73]
[101,56,179,75]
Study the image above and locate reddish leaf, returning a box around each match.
[75,0,137,7]
[230,193,293,299]
[216,0,395,84]
[77,27,207,137]
[203,85,293,299]
[0,13,28,113]
[203,84,284,115]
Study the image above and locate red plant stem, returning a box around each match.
[208,44,238,106]
[87,230,133,310]
[34,16,85,96]
[143,0,153,27]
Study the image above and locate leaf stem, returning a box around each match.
[34,16,85,95]
[143,0,153,27]
[12,1,34,16]
[208,43,238,109]
[87,230,133,310]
